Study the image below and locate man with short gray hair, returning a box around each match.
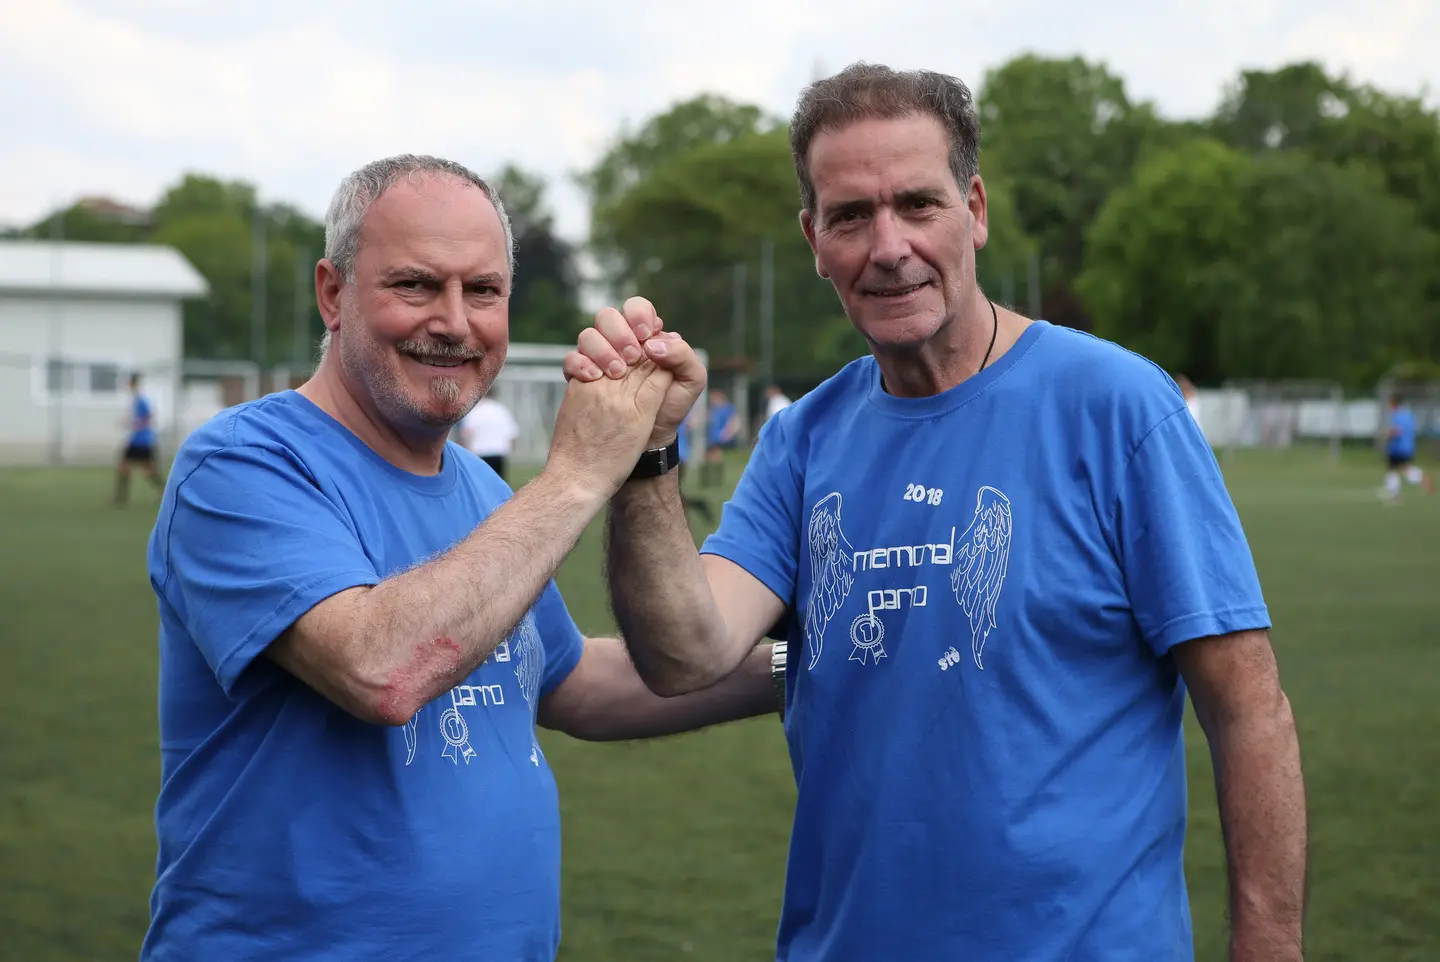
[141,154,777,961]
[569,64,1307,961]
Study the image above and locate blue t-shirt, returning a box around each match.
[708,401,737,446]
[131,394,156,447]
[142,391,584,961]
[702,322,1270,962]
[1388,407,1417,459]
[678,410,694,463]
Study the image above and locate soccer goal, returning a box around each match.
[493,343,710,469]
[169,359,265,450]
[1216,379,1349,467]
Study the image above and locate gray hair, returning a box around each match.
[789,62,982,216]
[323,154,515,282]
[317,154,515,360]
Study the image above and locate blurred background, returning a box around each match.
[1,1,1437,959]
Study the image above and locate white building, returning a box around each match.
[0,240,208,465]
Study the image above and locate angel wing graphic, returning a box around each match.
[510,612,545,766]
[949,486,1013,670]
[805,492,857,670]
[511,613,543,711]
[402,715,419,767]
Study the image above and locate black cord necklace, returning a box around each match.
[978,299,999,373]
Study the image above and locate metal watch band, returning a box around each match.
[770,641,787,720]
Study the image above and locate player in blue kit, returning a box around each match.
[566,64,1306,962]
[1380,393,1435,504]
[115,371,164,505]
[141,155,777,961]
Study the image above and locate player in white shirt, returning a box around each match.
[763,384,793,425]
[458,390,521,481]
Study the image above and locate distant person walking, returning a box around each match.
[458,387,521,482]
[115,372,164,505]
[677,408,713,523]
[1381,394,1435,504]
[701,387,739,488]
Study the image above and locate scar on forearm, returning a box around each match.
[380,636,464,719]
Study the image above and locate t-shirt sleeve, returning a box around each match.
[700,412,803,609]
[1113,409,1271,655]
[529,580,584,698]
[154,444,381,696]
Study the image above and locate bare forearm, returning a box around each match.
[1211,694,1307,961]
[606,474,732,693]
[542,638,776,741]
[360,469,603,719]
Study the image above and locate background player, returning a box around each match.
[115,372,164,506]
[1382,393,1435,504]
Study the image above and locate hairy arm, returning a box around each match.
[606,473,785,696]
[270,470,605,726]
[538,636,776,741]
[1175,630,1306,962]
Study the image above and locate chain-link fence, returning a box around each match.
[0,350,269,466]
[1,345,710,469]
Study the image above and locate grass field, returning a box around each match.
[1,447,1437,961]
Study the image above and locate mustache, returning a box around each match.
[397,340,485,361]
[858,269,935,293]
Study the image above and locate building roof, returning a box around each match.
[0,240,209,299]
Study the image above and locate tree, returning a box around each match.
[1077,139,1437,388]
[1211,62,1440,363]
[588,94,1038,377]
[582,94,782,219]
[1214,63,1440,232]
[600,127,856,375]
[1211,62,1347,153]
[149,175,325,364]
[492,166,584,345]
[583,95,784,287]
[974,176,1037,309]
[23,201,151,245]
[977,54,1177,328]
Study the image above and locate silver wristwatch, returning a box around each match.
[770,641,787,720]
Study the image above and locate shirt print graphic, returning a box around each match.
[401,611,545,767]
[802,486,1014,671]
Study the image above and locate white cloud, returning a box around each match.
[0,0,1435,245]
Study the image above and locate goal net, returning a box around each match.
[171,360,265,449]
[486,343,710,469]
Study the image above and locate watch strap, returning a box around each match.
[627,438,681,481]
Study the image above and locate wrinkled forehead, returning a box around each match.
[807,114,958,204]
[356,175,508,275]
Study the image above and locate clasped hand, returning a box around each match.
[546,297,706,499]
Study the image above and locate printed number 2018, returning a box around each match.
[903,484,944,506]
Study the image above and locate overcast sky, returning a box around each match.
[2,0,1436,246]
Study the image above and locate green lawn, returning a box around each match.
[1,448,1437,961]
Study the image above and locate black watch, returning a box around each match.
[627,438,681,482]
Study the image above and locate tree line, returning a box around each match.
[9,56,1440,391]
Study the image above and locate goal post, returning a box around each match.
[492,343,710,468]
[168,359,264,453]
